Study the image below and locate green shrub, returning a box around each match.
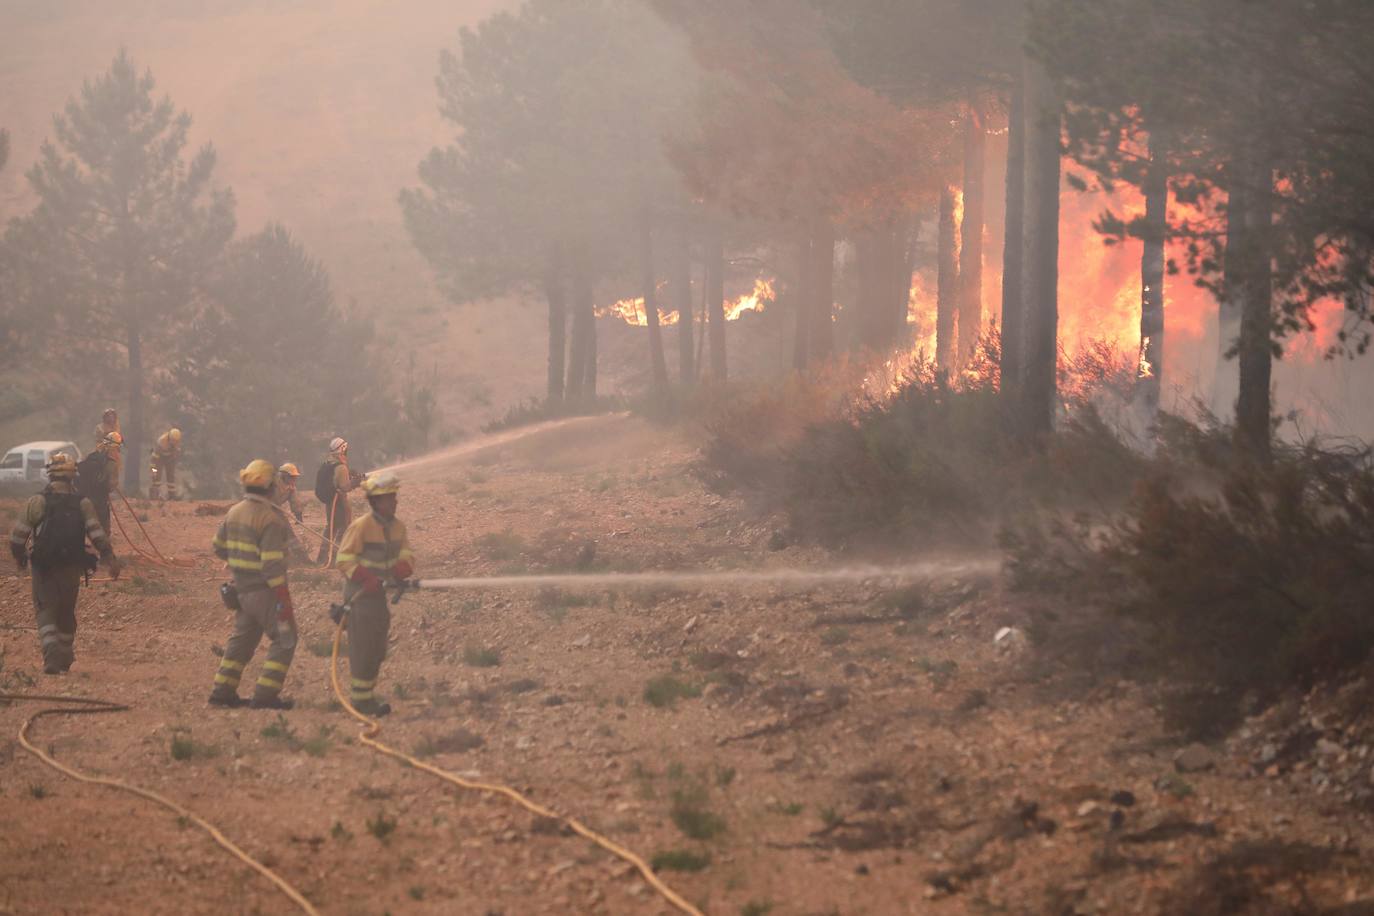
[463,645,502,667]
[651,849,711,872]
[644,675,701,709]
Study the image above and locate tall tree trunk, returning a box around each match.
[1137,128,1168,415]
[565,261,591,407]
[639,209,670,402]
[894,217,919,344]
[808,214,835,360]
[672,220,694,385]
[791,229,811,370]
[958,101,986,366]
[705,227,727,382]
[1213,166,1247,418]
[125,317,143,494]
[1020,55,1060,443]
[936,186,959,372]
[1000,79,1026,406]
[1233,151,1274,462]
[544,254,567,408]
[582,293,598,401]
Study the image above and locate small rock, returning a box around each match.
[1316,738,1343,756]
[515,736,535,750]
[993,627,1027,656]
[1174,743,1218,774]
[1258,743,1279,765]
[683,616,699,634]
[1076,801,1098,817]
[570,634,591,649]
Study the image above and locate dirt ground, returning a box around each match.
[1,415,1370,916]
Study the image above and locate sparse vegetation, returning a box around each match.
[169,729,217,761]
[474,528,524,562]
[261,715,332,756]
[670,784,727,840]
[366,813,397,843]
[652,849,712,872]
[644,675,702,709]
[413,728,485,757]
[462,645,502,668]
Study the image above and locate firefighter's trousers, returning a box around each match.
[31,564,82,671]
[345,587,390,706]
[150,457,178,500]
[316,497,351,566]
[210,587,297,702]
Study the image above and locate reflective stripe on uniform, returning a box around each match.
[219,658,245,671]
[214,671,241,686]
[262,660,289,673]
[260,550,285,562]
[256,675,284,690]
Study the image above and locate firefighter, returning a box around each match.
[208,459,297,710]
[274,463,311,564]
[149,427,182,500]
[335,470,413,717]
[275,463,305,523]
[77,432,121,538]
[94,408,122,483]
[9,454,121,674]
[314,437,359,566]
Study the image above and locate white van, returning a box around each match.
[0,441,84,484]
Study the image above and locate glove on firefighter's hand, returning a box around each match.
[11,545,28,571]
[351,566,383,595]
[273,584,294,620]
[391,560,413,582]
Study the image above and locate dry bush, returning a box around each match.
[1008,418,1374,733]
[700,340,1145,549]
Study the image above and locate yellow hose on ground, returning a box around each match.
[327,622,704,916]
[0,692,319,916]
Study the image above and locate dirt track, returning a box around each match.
[1,415,1369,915]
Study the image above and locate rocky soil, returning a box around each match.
[1,414,1371,915]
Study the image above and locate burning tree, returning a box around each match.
[1036,0,1374,459]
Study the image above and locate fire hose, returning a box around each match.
[0,691,318,915]
[111,490,196,569]
[325,583,704,916]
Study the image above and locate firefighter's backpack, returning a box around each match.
[314,459,339,505]
[75,452,109,501]
[30,493,94,571]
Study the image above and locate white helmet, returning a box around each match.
[329,437,348,454]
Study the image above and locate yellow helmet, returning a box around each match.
[361,470,401,496]
[279,462,301,478]
[102,431,123,449]
[46,453,78,480]
[239,459,278,489]
[169,428,182,444]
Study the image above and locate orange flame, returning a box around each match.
[599,277,776,327]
